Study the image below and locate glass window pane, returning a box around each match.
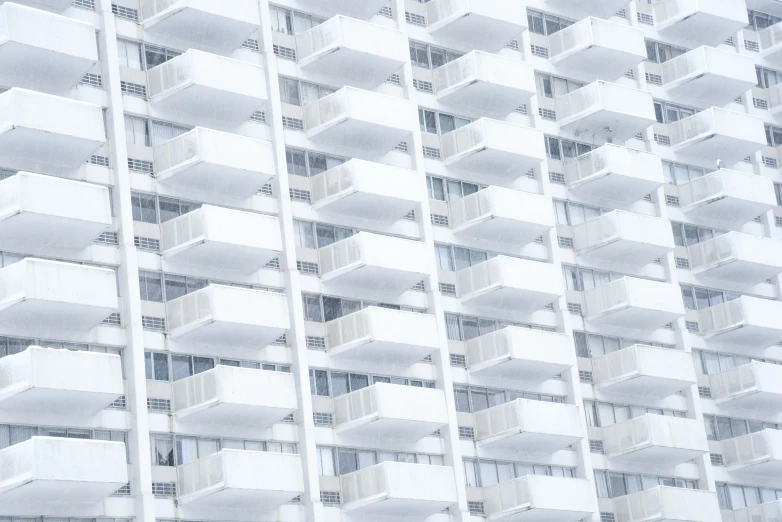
[171,355,192,381]
[153,352,169,381]
[479,461,499,486]
[337,449,357,475]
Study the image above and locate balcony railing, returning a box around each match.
[688,232,782,284]
[614,486,720,522]
[669,108,766,165]
[583,277,685,330]
[483,475,597,521]
[722,429,782,476]
[592,344,696,397]
[425,0,527,52]
[602,414,708,464]
[653,0,749,45]
[677,169,775,224]
[710,362,782,413]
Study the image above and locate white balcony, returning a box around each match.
[699,296,782,351]
[172,366,297,429]
[603,414,708,465]
[140,0,260,52]
[688,233,782,285]
[292,0,390,20]
[653,0,749,46]
[426,0,527,52]
[433,51,535,116]
[544,0,633,18]
[147,49,266,125]
[325,307,439,367]
[614,487,721,522]
[0,172,111,251]
[166,285,290,351]
[160,205,282,273]
[0,258,117,332]
[0,437,127,507]
[583,277,685,331]
[474,399,584,453]
[0,88,105,168]
[669,108,766,165]
[710,362,782,413]
[564,145,664,204]
[154,127,276,200]
[0,3,97,92]
[304,87,416,155]
[662,46,756,107]
[340,462,457,517]
[333,383,448,441]
[572,210,675,266]
[483,475,597,522]
[177,450,303,515]
[0,346,122,416]
[465,326,573,382]
[678,170,776,225]
[318,232,428,294]
[297,16,406,88]
[728,500,782,522]
[440,119,546,187]
[556,81,656,143]
[759,23,782,64]
[593,345,697,397]
[457,256,564,313]
[722,429,782,477]
[310,159,421,223]
[448,187,554,246]
[549,17,645,82]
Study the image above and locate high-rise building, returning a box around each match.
[0,1,781,521]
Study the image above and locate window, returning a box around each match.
[454,386,564,413]
[158,196,201,223]
[153,434,293,467]
[584,400,686,428]
[418,108,470,135]
[117,39,143,70]
[465,458,575,487]
[144,44,180,70]
[536,73,585,99]
[149,120,190,147]
[680,285,742,310]
[645,40,687,63]
[717,483,782,510]
[279,77,336,106]
[124,115,149,146]
[409,41,463,69]
[270,4,293,34]
[444,314,553,342]
[433,244,499,272]
[545,136,592,160]
[563,265,625,291]
[316,446,443,475]
[661,161,705,185]
[286,148,346,177]
[670,222,725,247]
[766,124,782,147]
[138,271,163,302]
[572,331,673,358]
[748,10,782,31]
[315,223,354,248]
[308,369,434,397]
[594,470,696,498]
[426,176,481,202]
[130,192,158,224]
[654,101,698,124]
[757,66,782,89]
[527,9,574,35]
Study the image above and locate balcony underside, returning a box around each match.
[452,215,549,246]
[694,259,782,285]
[666,74,755,107]
[704,324,782,351]
[559,109,651,144]
[478,430,582,453]
[169,321,286,354]
[438,82,531,116]
[343,497,452,518]
[0,477,121,506]
[730,459,782,478]
[329,338,434,367]
[336,416,444,441]
[163,241,278,273]
[0,386,119,416]
[0,298,113,332]
[178,487,298,513]
[716,391,782,414]
[300,48,403,88]
[0,42,94,92]
[0,211,107,251]
[608,445,705,466]
[307,118,410,155]
[144,8,257,51]
[175,402,291,429]
[683,196,772,225]
[470,357,570,382]
[577,238,671,266]
[0,125,102,169]
[553,47,642,83]
[151,85,262,125]
[658,13,746,46]
[445,148,541,184]
[321,265,424,295]
[586,306,680,331]
[568,172,661,204]
[489,505,592,522]
[156,161,271,200]
[673,134,761,166]
[428,15,524,52]
[461,286,557,314]
[313,191,414,222]
[597,374,693,397]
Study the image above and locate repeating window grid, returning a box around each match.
[601,513,616,522]
[675,257,690,269]
[431,214,449,227]
[468,502,485,515]
[313,412,333,426]
[423,146,441,159]
[259,183,273,196]
[567,303,582,315]
[557,236,573,249]
[249,110,266,123]
[142,316,165,331]
[745,40,760,52]
[273,45,297,61]
[665,195,680,207]
[531,45,549,58]
[147,398,171,412]
[685,321,699,333]
[80,73,102,87]
[73,0,95,8]
[413,79,434,93]
[289,188,311,202]
[754,98,769,110]
[282,116,304,130]
[120,81,146,98]
[654,134,671,146]
[637,12,654,24]
[579,371,593,383]
[111,4,138,21]
[458,426,475,439]
[395,142,408,152]
[107,395,126,409]
[710,453,725,466]
[320,491,340,505]
[699,386,712,399]
[764,156,779,168]
[151,482,176,497]
[645,73,663,85]
[439,283,457,296]
[506,40,520,50]
[589,440,604,453]
[112,483,131,496]
[297,261,319,275]
[306,336,326,349]
[128,158,153,174]
[378,5,393,18]
[95,232,119,246]
[539,107,556,120]
[264,257,280,270]
[411,281,426,291]
[549,172,565,184]
[387,74,401,85]
[242,39,260,52]
[134,236,160,252]
[450,354,466,367]
[89,154,110,167]
[405,12,426,26]
[102,312,121,326]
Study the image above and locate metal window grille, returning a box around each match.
[242,39,260,52]
[273,45,297,60]
[102,313,121,326]
[539,108,556,120]
[615,9,627,18]
[378,5,393,17]
[413,79,433,93]
[403,210,416,220]
[764,156,778,168]
[439,283,456,296]
[134,236,160,252]
[579,371,593,383]
[112,483,131,496]
[643,194,653,201]
[516,104,527,114]
[557,236,573,248]
[601,514,616,522]
[80,73,102,87]
[111,4,138,21]
[306,336,326,349]
[405,12,426,26]
[724,37,735,45]
[421,354,433,363]
[675,257,690,269]
[525,169,536,179]
[423,146,441,159]
[260,183,273,196]
[73,0,95,8]
[281,413,294,423]
[711,454,724,466]
[745,156,753,163]
[142,316,165,331]
[745,40,760,52]
[297,261,319,275]
[506,40,519,50]
[107,396,126,409]
[567,303,582,315]
[450,354,466,367]
[654,134,671,146]
[264,257,280,269]
[147,398,171,412]
[282,117,304,130]
[431,214,449,226]
[549,172,565,184]
[313,413,333,426]
[273,334,287,346]
[411,281,425,291]
[320,491,340,505]
[128,158,153,174]
[95,232,119,245]
[289,188,311,202]
[468,502,485,515]
[665,195,680,207]
[624,70,635,79]
[590,440,604,453]
[249,110,266,123]
[754,216,763,223]
[698,386,712,399]
[532,236,544,243]
[754,98,769,110]
[637,12,654,24]
[776,216,782,227]
[289,495,302,503]
[531,45,549,58]
[89,155,110,167]
[645,73,662,85]
[542,303,554,310]
[458,426,475,439]
[120,81,146,98]
[152,482,176,497]
[387,74,401,85]
[395,142,408,152]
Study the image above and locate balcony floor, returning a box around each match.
[0,42,95,92]
[597,374,694,398]
[313,191,415,223]
[608,445,706,466]
[175,402,292,431]
[163,241,279,273]
[0,211,108,251]
[151,86,262,126]
[336,416,445,442]
[0,125,103,169]
[157,161,272,200]
[693,259,782,285]
[144,8,257,52]
[478,430,582,453]
[307,118,410,156]
[461,286,558,314]
[300,48,404,88]
[586,305,681,331]
[470,357,571,382]
[329,338,435,367]
[577,237,671,266]
[684,197,773,226]
[445,148,542,185]
[568,171,662,205]
[321,264,425,295]
[0,387,119,417]
[452,215,550,246]
[704,324,782,352]
[438,81,533,117]
[0,298,114,333]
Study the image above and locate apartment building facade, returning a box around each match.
[1,0,781,521]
